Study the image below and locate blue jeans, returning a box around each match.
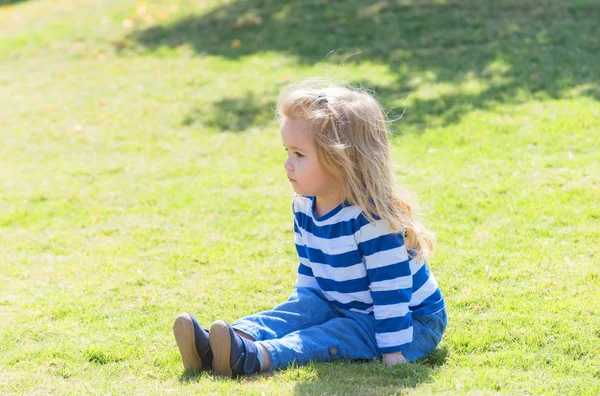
[232,287,447,371]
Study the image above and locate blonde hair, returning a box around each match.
[277,79,434,263]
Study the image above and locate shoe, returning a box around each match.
[209,320,261,377]
[173,313,213,371]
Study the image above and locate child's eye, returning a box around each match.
[283,147,303,158]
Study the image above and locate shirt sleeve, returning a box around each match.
[293,199,319,289]
[357,216,413,354]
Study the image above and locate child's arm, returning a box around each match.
[356,217,414,357]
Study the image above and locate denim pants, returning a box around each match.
[232,287,447,371]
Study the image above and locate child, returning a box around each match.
[173,80,447,377]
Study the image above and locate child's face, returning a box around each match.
[281,117,340,200]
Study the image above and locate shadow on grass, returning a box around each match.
[0,0,29,5]
[293,346,448,395]
[183,93,277,132]
[178,370,212,383]
[177,346,448,394]
[126,0,600,132]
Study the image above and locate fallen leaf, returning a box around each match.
[232,15,263,29]
[113,39,128,49]
[232,39,241,48]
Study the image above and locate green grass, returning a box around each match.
[1,0,599,394]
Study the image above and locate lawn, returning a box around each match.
[1,0,599,394]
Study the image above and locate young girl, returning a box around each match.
[173,80,447,377]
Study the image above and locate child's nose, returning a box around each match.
[284,158,293,172]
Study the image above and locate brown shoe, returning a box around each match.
[173,313,213,371]
[209,320,260,377]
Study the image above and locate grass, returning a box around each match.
[1,0,599,394]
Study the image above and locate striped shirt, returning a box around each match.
[293,195,445,354]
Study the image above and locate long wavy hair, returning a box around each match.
[277,78,434,263]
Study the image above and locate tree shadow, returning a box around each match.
[126,0,600,132]
[0,0,30,5]
[183,93,276,132]
[293,346,448,395]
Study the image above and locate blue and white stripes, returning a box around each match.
[293,195,445,354]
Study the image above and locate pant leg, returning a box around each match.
[402,308,447,362]
[258,312,380,371]
[232,287,340,342]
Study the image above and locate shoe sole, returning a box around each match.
[173,313,202,371]
[209,320,233,377]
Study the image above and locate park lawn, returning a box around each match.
[1,0,599,394]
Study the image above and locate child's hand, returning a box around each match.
[383,352,407,367]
